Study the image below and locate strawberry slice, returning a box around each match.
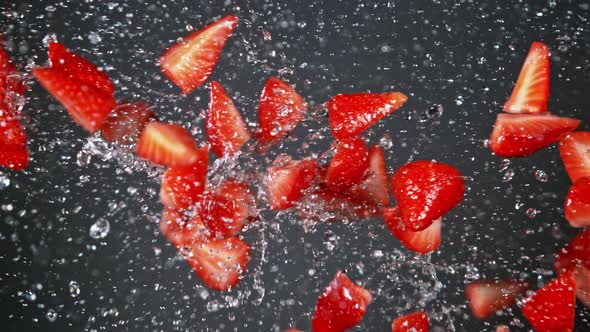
[47,41,114,95]
[136,122,202,167]
[383,206,442,254]
[564,177,590,228]
[0,145,28,171]
[33,67,116,133]
[206,81,251,157]
[489,113,580,158]
[160,146,209,209]
[160,15,239,94]
[351,145,389,206]
[465,279,529,319]
[101,102,155,145]
[185,236,250,291]
[160,208,209,248]
[559,132,590,183]
[554,229,590,308]
[328,92,408,140]
[520,272,576,332]
[198,179,254,238]
[391,160,465,231]
[391,311,429,332]
[504,42,550,114]
[257,77,307,143]
[311,271,372,332]
[267,157,318,210]
[325,137,369,192]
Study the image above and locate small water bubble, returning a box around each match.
[46,309,57,322]
[455,96,463,106]
[185,24,194,31]
[0,172,10,190]
[419,104,444,122]
[45,5,56,12]
[534,169,548,182]
[502,169,515,182]
[22,290,36,302]
[200,289,209,300]
[89,218,110,239]
[526,208,538,219]
[499,159,511,172]
[69,281,80,297]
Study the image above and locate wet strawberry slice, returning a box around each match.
[489,113,580,158]
[391,160,464,231]
[554,229,590,308]
[325,137,369,192]
[559,131,590,183]
[257,77,307,143]
[0,112,27,147]
[160,15,239,94]
[267,157,318,210]
[160,146,209,209]
[465,279,529,319]
[391,311,429,332]
[351,144,389,206]
[101,102,155,145]
[206,81,251,157]
[33,67,116,133]
[312,271,372,332]
[328,92,407,140]
[0,145,28,171]
[383,206,442,254]
[0,34,25,110]
[520,272,576,332]
[136,122,202,167]
[564,177,590,228]
[160,208,209,248]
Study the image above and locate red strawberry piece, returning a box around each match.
[0,34,25,109]
[0,109,28,171]
[198,179,254,238]
[325,137,369,192]
[33,67,116,133]
[520,272,576,332]
[101,102,155,145]
[297,188,378,223]
[554,229,590,308]
[160,15,239,94]
[160,146,209,209]
[489,113,580,158]
[48,41,114,95]
[504,42,550,114]
[559,132,590,183]
[383,206,442,254]
[267,157,318,210]
[185,236,250,291]
[0,145,28,171]
[311,271,372,332]
[564,177,590,228]
[283,329,302,332]
[351,145,389,206]
[257,77,307,143]
[136,122,202,167]
[465,279,529,319]
[328,92,408,140]
[160,208,209,248]
[391,160,465,231]
[391,311,429,332]
[496,325,510,332]
[206,81,251,157]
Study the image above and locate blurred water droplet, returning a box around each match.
[502,169,515,182]
[46,309,57,322]
[69,281,80,297]
[419,104,444,122]
[45,5,56,12]
[499,159,511,172]
[0,172,10,190]
[89,218,110,239]
[88,31,102,45]
[534,169,548,182]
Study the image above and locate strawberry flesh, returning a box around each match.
[554,229,590,308]
[383,206,442,254]
[559,131,590,183]
[564,177,590,228]
[101,102,155,146]
[391,311,429,332]
[267,157,318,210]
[465,279,529,319]
[351,144,390,206]
[160,146,209,209]
[136,122,202,167]
[325,137,369,192]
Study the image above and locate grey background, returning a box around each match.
[1,0,590,331]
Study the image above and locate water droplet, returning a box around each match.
[534,169,548,182]
[46,309,57,322]
[69,281,80,297]
[526,208,538,219]
[502,169,515,182]
[45,5,56,12]
[419,104,444,122]
[89,218,110,239]
[88,31,102,45]
[0,172,10,190]
[499,159,511,172]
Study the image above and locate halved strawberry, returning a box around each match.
[0,145,28,171]
[351,145,389,206]
[311,271,372,332]
[391,311,429,332]
[504,42,550,114]
[48,41,114,95]
[160,15,239,94]
[267,157,318,210]
[489,114,580,158]
[297,188,378,223]
[101,102,155,145]
[520,272,576,332]
[328,92,408,140]
[136,122,202,167]
[383,206,442,254]
[206,81,250,157]
[465,279,529,319]
[33,67,116,133]
[160,146,209,209]
[564,177,590,228]
[198,179,254,238]
[391,160,465,231]
[185,236,250,291]
[257,77,307,143]
[559,132,590,183]
[325,137,369,192]
[554,229,590,308]
[160,208,209,248]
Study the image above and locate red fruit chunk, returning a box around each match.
[325,137,369,192]
[489,113,580,158]
[101,102,155,145]
[160,146,209,209]
[554,229,590,308]
[383,206,441,254]
[257,77,307,143]
[283,329,302,332]
[0,145,28,171]
[199,179,254,238]
[351,145,389,206]
[465,279,529,319]
[504,42,550,114]
[391,311,429,332]
[328,92,407,140]
[564,177,590,228]
[0,111,27,147]
[312,271,372,332]
[520,272,576,332]
[160,208,209,248]
[391,160,465,231]
[33,67,116,133]
[559,132,590,183]
[136,122,202,167]
[267,157,318,210]
[160,15,239,94]
[206,81,250,157]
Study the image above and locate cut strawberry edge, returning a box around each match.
[136,122,203,167]
[267,158,319,210]
[351,144,390,206]
[391,311,429,332]
[564,177,590,228]
[159,146,209,209]
[559,131,590,183]
[465,279,529,319]
[100,101,155,145]
[160,208,210,248]
[383,206,442,254]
